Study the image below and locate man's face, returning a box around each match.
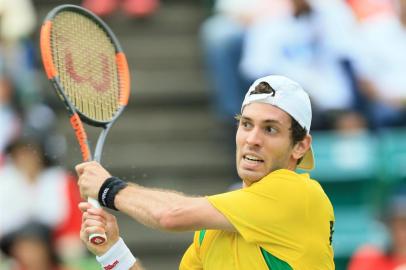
[11,238,50,268]
[399,0,406,23]
[390,215,406,253]
[236,102,295,186]
[290,0,311,14]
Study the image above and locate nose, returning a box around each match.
[245,127,262,147]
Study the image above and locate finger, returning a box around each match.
[75,162,92,176]
[80,216,94,242]
[83,212,107,225]
[85,226,106,237]
[80,221,89,241]
[84,218,106,229]
[82,207,109,224]
[78,202,92,212]
[87,206,108,218]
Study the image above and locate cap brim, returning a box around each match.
[298,146,314,170]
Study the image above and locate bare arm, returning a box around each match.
[115,183,235,231]
[76,161,235,232]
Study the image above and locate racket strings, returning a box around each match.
[51,11,120,122]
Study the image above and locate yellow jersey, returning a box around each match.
[179,169,335,270]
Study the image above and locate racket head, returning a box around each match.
[40,4,130,127]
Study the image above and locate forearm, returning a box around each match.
[77,162,232,231]
[114,183,200,231]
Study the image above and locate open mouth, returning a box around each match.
[243,155,264,163]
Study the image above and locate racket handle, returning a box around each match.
[88,197,107,245]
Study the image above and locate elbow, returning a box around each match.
[158,208,190,231]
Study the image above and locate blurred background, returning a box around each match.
[0,0,405,269]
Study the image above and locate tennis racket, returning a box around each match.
[40,4,130,245]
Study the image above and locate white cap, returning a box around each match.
[241,75,314,170]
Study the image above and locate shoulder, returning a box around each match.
[258,170,333,211]
[306,176,332,202]
[253,169,308,191]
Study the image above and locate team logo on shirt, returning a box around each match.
[329,221,335,245]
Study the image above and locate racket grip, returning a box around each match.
[88,197,107,245]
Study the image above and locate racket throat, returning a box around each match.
[94,122,114,162]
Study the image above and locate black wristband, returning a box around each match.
[98,176,128,211]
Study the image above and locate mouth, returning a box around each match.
[243,154,264,163]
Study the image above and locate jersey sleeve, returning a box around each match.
[207,173,308,259]
[179,232,203,270]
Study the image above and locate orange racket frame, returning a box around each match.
[40,5,131,245]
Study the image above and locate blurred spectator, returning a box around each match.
[347,0,395,21]
[0,0,36,41]
[335,111,368,134]
[350,0,406,129]
[0,135,84,261]
[0,222,76,270]
[347,185,406,269]
[0,0,41,110]
[82,0,159,18]
[0,76,20,165]
[200,0,289,124]
[240,0,366,131]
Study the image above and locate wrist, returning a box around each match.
[96,238,136,270]
[98,176,128,211]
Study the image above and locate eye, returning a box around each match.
[265,126,278,134]
[240,120,252,129]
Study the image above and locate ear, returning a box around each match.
[292,134,312,161]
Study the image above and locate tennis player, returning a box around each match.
[77,75,335,270]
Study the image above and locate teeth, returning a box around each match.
[244,155,263,162]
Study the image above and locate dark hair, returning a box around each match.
[0,222,61,266]
[290,116,307,146]
[290,116,307,165]
[6,136,55,168]
[246,81,307,164]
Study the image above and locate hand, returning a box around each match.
[79,202,120,256]
[76,161,111,199]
